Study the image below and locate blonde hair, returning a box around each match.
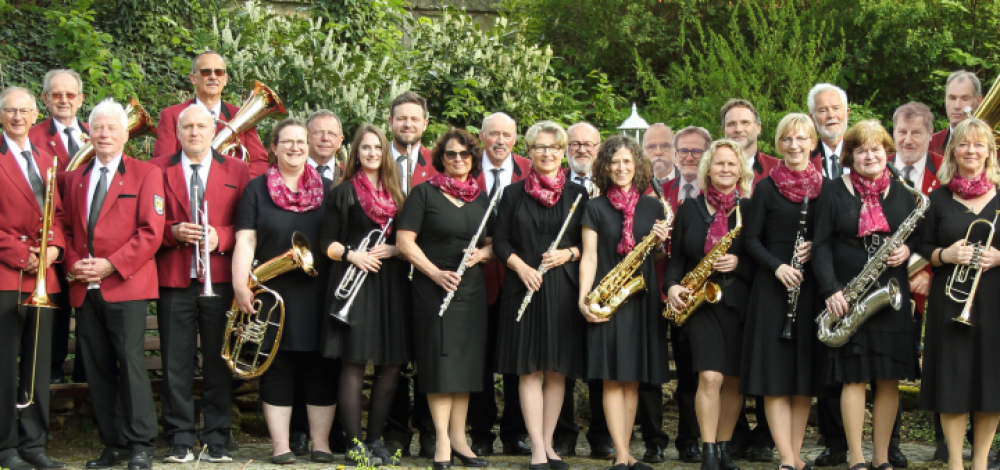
[773,113,817,158]
[937,118,1000,185]
[698,139,753,197]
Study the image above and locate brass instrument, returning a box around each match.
[516,194,583,322]
[587,184,673,318]
[816,163,929,347]
[438,188,502,316]
[66,98,156,171]
[974,75,1000,133]
[662,197,741,326]
[222,232,317,378]
[331,219,393,323]
[17,153,59,409]
[212,81,286,159]
[782,196,809,340]
[193,198,217,297]
[946,211,999,326]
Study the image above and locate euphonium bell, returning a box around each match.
[212,81,286,159]
[66,98,156,171]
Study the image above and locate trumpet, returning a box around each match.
[946,211,1000,326]
[193,196,217,297]
[331,219,392,323]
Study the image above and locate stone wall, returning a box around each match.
[263,0,503,27]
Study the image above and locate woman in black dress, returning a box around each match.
[397,128,493,470]
[494,121,587,470]
[665,139,754,470]
[232,119,335,464]
[741,114,825,470]
[577,135,670,470]
[812,120,917,470]
[320,124,410,466]
[917,118,1000,470]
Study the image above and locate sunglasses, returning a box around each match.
[198,68,227,77]
[444,150,472,159]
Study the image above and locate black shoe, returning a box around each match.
[471,441,494,457]
[887,444,908,468]
[346,442,380,467]
[701,443,719,470]
[553,437,577,457]
[86,448,129,469]
[813,448,847,467]
[503,439,532,456]
[162,444,193,463]
[630,462,654,470]
[289,431,310,457]
[420,435,438,459]
[19,451,67,469]
[589,437,615,460]
[311,450,334,464]
[717,442,741,470]
[127,451,152,470]
[434,460,453,470]
[749,446,773,463]
[642,444,666,464]
[549,458,570,470]
[205,444,233,464]
[610,464,629,470]
[369,440,401,466]
[529,464,551,470]
[933,441,948,463]
[271,452,297,465]
[0,454,35,470]
[453,450,489,467]
[678,443,703,463]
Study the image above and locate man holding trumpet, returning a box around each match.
[152,104,250,464]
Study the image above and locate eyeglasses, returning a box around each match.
[779,136,813,146]
[2,108,34,116]
[198,68,227,77]
[444,150,472,159]
[644,143,672,152]
[568,141,597,151]
[278,140,307,148]
[46,92,79,101]
[531,145,564,154]
[676,148,704,157]
[310,130,341,138]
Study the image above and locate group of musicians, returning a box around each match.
[0,49,998,470]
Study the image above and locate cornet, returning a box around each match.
[331,219,392,323]
[193,197,217,297]
[946,210,1000,325]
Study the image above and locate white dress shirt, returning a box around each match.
[677,177,701,203]
[3,134,43,188]
[391,144,422,194]
[822,141,848,177]
[86,153,122,289]
[482,152,514,197]
[307,157,336,181]
[194,98,223,119]
[570,172,595,194]
[52,118,86,155]
[898,153,927,189]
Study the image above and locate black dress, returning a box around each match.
[812,176,918,384]
[581,194,670,383]
[665,195,754,376]
[493,181,587,378]
[396,182,491,394]
[234,175,331,352]
[917,186,1000,413]
[741,178,826,397]
[318,182,413,365]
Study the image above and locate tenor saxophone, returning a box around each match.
[815,163,929,347]
[662,198,742,326]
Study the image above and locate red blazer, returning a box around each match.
[29,117,90,196]
[59,156,165,307]
[408,146,437,189]
[752,152,781,187]
[152,99,269,179]
[152,150,250,287]
[929,129,949,157]
[0,139,66,293]
[475,154,531,305]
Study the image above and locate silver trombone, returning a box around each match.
[332,218,393,323]
[194,197,217,297]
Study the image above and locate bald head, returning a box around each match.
[481,112,517,164]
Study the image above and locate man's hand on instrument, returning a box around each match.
[173,222,203,245]
[826,291,849,317]
[26,246,59,273]
[713,254,738,273]
[795,241,813,263]
[909,270,930,296]
[776,264,803,289]
[432,268,461,293]
[886,244,910,267]
[667,285,692,312]
[24,253,39,274]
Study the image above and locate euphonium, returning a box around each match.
[587,185,672,318]
[662,198,742,326]
[946,211,999,326]
[331,219,392,324]
[212,81,286,159]
[222,232,317,378]
[974,75,1000,138]
[66,98,156,171]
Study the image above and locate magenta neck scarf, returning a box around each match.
[607,185,641,256]
[770,160,822,203]
[428,173,481,202]
[351,171,397,234]
[266,164,324,213]
[850,168,891,237]
[704,186,737,253]
[524,167,565,208]
[947,171,994,199]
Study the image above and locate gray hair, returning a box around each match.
[945,69,982,98]
[892,102,934,133]
[0,86,37,110]
[567,121,600,140]
[190,50,227,76]
[807,83,849,115]
[306,109,343,132]
[88,98,128,130]
[176,103,214,131]
[43,69,84,95]
[673,126,712,151]
[524,120,568,148]
[482,112,517,134]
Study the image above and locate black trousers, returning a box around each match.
[671,324,701,448]
[157,281,234,447]
[78,290,157,452]
[383,370,434,448]
[554,379,609,446]
[49,268,83,381]
[0,290,54,459]
[732,396,774,448]
[469,300,527,444]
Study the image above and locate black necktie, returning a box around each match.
[190,163,205,221]
[578,175,589,187]
[316,165,329,179]
[88,167,108,255]
[21,151,45,208]
[489,168,504,200]
[683,183,694,200]
[903,165,915,185]
[64,127,79,157]
[829,154,841,177]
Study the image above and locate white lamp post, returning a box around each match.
[618,102,650,142]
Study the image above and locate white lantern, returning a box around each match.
[617,102,650,142]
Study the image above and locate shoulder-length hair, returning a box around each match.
[431,128,483,178]
[592,135,653,195]
[342,124,405,208]
[841,120,894,169]
[268,118,307,166]
[774,113,817,158]
[697,139,753,197]
[937,118,1000,186]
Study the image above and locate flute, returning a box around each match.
[516,194,583,322]
[438,188,502,317]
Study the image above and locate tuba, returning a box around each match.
[221,232,317,378]
[212,81,286,159]
[66,98,156,171]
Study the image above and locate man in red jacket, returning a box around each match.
[60,99,164,470]
[152,51,268,178]
[151,104,249,464]
[389,91,437,195]
[721,99,780,188]
[929,70,983,156]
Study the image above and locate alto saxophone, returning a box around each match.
[815,163,929,347]
[663,198,742,326]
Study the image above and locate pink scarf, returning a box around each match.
[770,160,822,203]
[607,185,641,256]
[947,172,994,199]
[850,169,891,237]
[266,164,324,213]
[428,173,480,202]
[704,186,737,253]
[351,171,397,235]
[524,167,565,208]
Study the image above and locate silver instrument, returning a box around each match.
[815,162,929,347]
[404,144,415,282]
[438,188,502,316]
[946,211,1000,326]
[194,197,217,297]
[781,195,809,340]
[331,219,393,323]
[516,194,583,322]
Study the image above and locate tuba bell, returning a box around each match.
[66,98,156,171]
[212,81,286,159]
[221,232,317,378]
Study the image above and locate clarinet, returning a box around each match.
[438,188,502,317]
[782,195,809,340]
[516,194,583,322]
